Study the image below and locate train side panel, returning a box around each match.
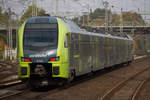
[69,33,134,76]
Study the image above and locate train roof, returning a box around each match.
[26,16,57,24]
[62,18,133,41]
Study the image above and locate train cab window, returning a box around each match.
[64,33,69,48]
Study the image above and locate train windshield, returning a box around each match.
[23,23,58,51]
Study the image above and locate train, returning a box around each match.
[18,16,134,87]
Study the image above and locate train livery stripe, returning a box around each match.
[18,21,26,59]
[74,54,80,58]
[18,21,31,78]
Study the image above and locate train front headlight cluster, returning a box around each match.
[53,66,59,75]
[21,57,31,62]
[49,57,59,61]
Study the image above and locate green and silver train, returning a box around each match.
[18,16,134,87]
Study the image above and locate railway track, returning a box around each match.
[0,82,29,100]
[0,89,26,100]
[0,79,21,88]
[0,61,17,72]
[0,84,71,100]
[0,62,107,100]
[100,65,150,100]
[0,61,18,86]
[0,73,96,100]
[0,55,149,100]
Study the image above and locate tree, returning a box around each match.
[111,14,120,26]
[73,8,145,27]
[123,12,145,25]
[72,8,111,26]
[20,5,46,23]
[0,34,6,43]
[90,8,106,20]
[0,7,10,25]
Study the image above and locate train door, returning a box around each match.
[106,37,110,67]
[95,37,99,70]
[91,36,96,71]
[99,37,105,69]
[80,34,91,74]
[103,37,107,67]
[70,33,80,75]
[112,38,116,65]
[116,39,119,64]
[109,38,113,66]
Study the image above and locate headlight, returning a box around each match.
[21,57,31,62]
[49,57,59,61]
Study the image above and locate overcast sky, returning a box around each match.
[0,0,150,22]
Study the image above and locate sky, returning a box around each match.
[0,0,150,22]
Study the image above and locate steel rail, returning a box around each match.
[131,77,150,100]
[0,91,25,100]
[100,66,150,100]
[0,79,21,88]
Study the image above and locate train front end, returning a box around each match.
[18,17,69,87]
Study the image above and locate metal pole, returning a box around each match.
[78,17,80,25]
[15,15,18,48]
[8,8,12,60]
[32,0,34,17]
[120,8,123,33]
[103,1,109,33]
[83,15,85,26]
[10,11,12,60]
[56,0,58,16]
[32,0,37,17]
[144,0,146,26]
[8,8,10,60]
[6,23,8,60]
[110,6,114,32]
[1,0,5,10]
[87,4,90,26]
[35,0,38,16]
[8,17,10,60]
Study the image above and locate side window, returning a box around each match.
[64,33,69,48]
